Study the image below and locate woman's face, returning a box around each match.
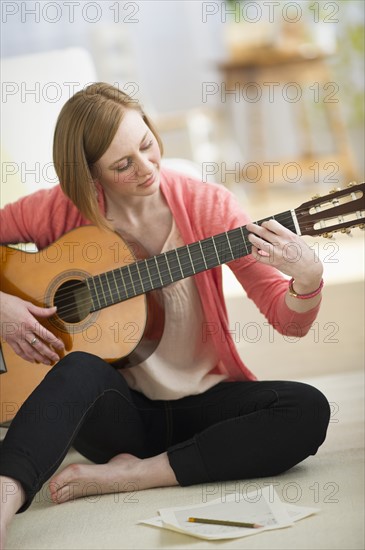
[93,109,161,200]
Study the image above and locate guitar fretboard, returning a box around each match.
[87,210,295,311]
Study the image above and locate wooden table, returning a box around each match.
[217,49,358,193]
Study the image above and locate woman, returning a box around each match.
[0,83,330,546]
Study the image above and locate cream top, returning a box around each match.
[119,219,228,400]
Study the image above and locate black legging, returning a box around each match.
[0,351,331,512]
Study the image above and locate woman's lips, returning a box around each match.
[139,172,156,187]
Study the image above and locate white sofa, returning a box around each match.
[1,47,203,209]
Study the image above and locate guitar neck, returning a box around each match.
[86,209,296,311]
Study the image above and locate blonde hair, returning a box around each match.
[53,82,163,229]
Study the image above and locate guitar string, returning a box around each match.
[9,183,365,311]
[35,209,364,318]
[46,213,301,317]
[22,205,365,318]
[44,243,253,317]
[29,206,365,320]
[37,211,296,303]
[34,186,364,309]
[31,191,365,310]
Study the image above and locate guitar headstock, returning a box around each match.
[295,182,365,237]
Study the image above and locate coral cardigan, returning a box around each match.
[0,167,321,381]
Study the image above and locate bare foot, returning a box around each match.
[49,452,178,505]
[49,453,140,504]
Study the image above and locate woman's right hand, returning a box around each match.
[0,292,65,365]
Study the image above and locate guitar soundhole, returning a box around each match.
[54,280,92,323]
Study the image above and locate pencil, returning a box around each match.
[187,517,263,529]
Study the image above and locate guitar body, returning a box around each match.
[0,226,165,423]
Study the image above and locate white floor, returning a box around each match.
[4,369,364,550]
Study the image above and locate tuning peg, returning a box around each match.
[329,187,341,194]
[347,181,357,187]
[359,224,365,230]
[323,232,334,238]
[341,228,352,236]
[311,193,321,199]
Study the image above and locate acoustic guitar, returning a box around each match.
[1,183,364,423]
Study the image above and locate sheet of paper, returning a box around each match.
[285,502,320,522]
[138,485,317,541]
[139,502,319,536]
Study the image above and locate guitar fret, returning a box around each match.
[144,259,154,289]
[213,234,235,264]
[222,228,246,259]
[101,273,113,306]
[200,238,218,269]
[96,274,108,307]
[186,245,196,274]
[111,271,122,302]
[136,262,146,293]
[239,227,249,255]
[165,249,182,282]
[86,278,100,310]
[177,247,194,277]
[198,241,208,269]
[154,257,163,286]
[156,254,173,285]
[225,232,234,260]
[145,257,162,288]
[173,249,184,278]
[163,252,173,282]
[117,268,129,299]
[128,265,137,295]
[277,212,296,233]
[188,242,206,272]
[91,275,101,308]
[211,238,220,264]
[121,266,135,298]
[105,272,114,304]
[128,263,144,295]
[290,209,301,235]
[136,260,153,292]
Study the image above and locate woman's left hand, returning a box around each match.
[246,220,323,292]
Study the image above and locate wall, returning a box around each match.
[1,1,364,198]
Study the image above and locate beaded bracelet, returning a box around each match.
[288,278,324,299]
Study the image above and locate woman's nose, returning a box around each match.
[136,154,153,176]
